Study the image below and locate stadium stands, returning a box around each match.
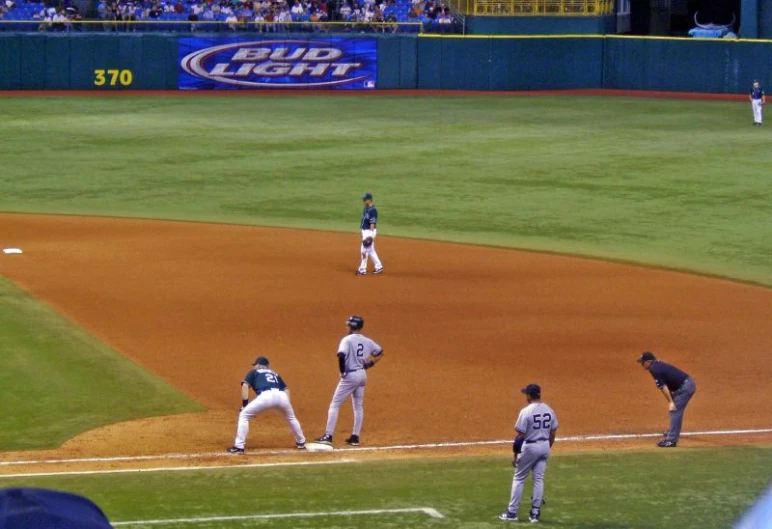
[0,0,459,32]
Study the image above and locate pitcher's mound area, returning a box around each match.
[1,214,771,458]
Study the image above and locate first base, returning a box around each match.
[304,442,334,453]
[2,248,22,254]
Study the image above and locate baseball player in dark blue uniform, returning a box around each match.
[227,356,306,453]
[751,80,765,126]
[637,351,696,447]
[356,193,384,276]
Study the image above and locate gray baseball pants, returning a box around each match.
[667,377,696,443]
[508,440,550,515]
[325,369,367,436]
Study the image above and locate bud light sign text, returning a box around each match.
[179,38,377,90]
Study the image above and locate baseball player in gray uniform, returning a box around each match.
[314,315,385,447]
[499,384,558,524]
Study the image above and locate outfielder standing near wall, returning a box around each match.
[751,80,765,126]
[500,384,558,524]
[356,193,384,276]
[227,356,306,453]
[315,315,385,447]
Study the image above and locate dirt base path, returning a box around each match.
[0,214,770,471]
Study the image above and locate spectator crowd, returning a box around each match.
[0,0,459,32]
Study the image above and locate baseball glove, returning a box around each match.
[362,236,374,248]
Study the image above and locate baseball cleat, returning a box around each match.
[657,440,677,448]
[314,434,333,445]
[373,267,385,275]
[345,435,360,446]
[498,511,518,521]
[296,441,306,449]
[226,446,245,454]
[529,509,540,523]
[355,270,367,276]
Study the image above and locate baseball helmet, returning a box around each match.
[346,315,364,330]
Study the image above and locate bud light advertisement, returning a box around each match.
[179,38,377,90]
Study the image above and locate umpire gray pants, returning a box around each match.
[508,441,550,515]
[667,377,696,444]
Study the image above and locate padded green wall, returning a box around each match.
[0,33,770,93]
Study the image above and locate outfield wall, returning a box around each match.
[0,33,769,93]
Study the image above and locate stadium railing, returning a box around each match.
[449,0,613,15]
[0,20,433,33]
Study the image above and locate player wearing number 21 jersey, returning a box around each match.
[227,356,306,454]
[499,383,558,524]
[314,315,385,447]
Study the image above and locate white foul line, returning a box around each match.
[111,507,445,526]
[0,459,356,479]
[0,427,770,477]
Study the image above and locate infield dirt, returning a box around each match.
[0,213,770,471]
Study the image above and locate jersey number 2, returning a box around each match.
[356,344,365,358]
[533,413,552,430]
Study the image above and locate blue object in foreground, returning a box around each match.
[735,485,772,529]
[0,488,113,529]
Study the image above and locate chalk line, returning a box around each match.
[0,459,355,479]
[111,507,445,526]
[0,427,770,476]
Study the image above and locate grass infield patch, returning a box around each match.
[0,278,201,450]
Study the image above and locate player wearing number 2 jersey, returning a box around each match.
[227,356,306,454]
[315,315,385,447]
[499,383,559,524]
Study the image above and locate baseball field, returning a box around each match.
[0,94,771,528]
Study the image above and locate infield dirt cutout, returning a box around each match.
[1,213,771,473]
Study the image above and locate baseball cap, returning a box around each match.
[252,356,270,366]
[637,351,656,364]
[521,383,541,397]
[362,192,373,201]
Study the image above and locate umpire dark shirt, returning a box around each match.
[649,361,689,392]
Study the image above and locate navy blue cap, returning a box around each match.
[362,193,373,201]
[252,356,269,366]
[637,351,656,364]
[521,384,541,397]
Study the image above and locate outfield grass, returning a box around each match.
[0,278,201,450]
[1,96,770,285]
[3,448,771,528]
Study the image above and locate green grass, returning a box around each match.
[3,448,771,528]
[0,277,201,450]
[0,96,770,285]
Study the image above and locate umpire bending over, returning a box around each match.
[638,351,696,448]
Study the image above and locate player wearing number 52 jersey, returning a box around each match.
[315,315,385,447]
[227,356,306,454]
[500,384,558,524]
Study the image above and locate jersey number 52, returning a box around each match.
[533,413,552,430]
